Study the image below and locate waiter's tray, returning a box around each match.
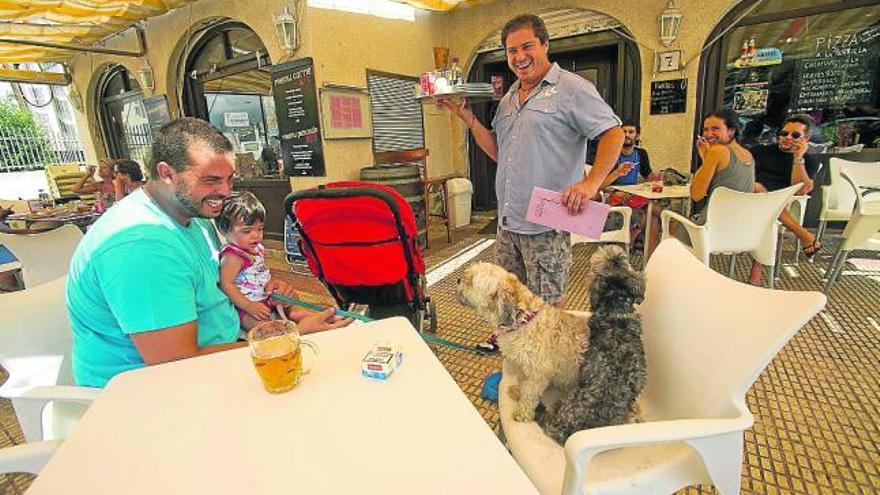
[417,90,496,104]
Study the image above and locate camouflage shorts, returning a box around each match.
[495,227,571,304]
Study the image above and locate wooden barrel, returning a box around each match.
[360,165,427,248]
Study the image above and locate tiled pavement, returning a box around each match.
[2,213,878,494]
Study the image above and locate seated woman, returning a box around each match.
[112,159,146,201]
[72,158,116,199]
[664,108,755,247]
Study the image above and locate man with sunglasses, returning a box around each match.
[441,14,623,353]
[748,114,821,285]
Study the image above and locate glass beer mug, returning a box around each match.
[248,320,318,393]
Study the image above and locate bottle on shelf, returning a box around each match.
[449,57,463,87]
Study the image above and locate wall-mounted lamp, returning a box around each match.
[659,0,682,47]
[274,6,298,55]
[138,64,154,92]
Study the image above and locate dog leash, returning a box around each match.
[269,294,486,355]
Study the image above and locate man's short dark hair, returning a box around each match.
[149,117,232,179]
[216,191,266,234]
[783,114,815,135]
[620,119,641,135]
[501,14,549,48]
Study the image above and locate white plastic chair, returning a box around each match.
[816,158,866,243]
[0,277,98,442]
[580,164,633,251]
[0,440,62,475]
[499,239,826,495]
[823,162,880,291]
[660,185,800,288]
[0,224,83,288]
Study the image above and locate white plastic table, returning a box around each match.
[28,317,539,495]
[610,183,691,263]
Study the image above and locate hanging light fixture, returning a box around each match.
[659,0,682,47]
[138,63,154,92]
[274,6,298,55]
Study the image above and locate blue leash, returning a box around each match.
[269,294,484,354]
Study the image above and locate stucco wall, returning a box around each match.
[67,0,453,192]
[448,0,741,173]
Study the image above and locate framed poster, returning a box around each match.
[320,85,372,139]
[271,57,325,177]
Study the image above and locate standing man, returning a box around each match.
[67,118,349,388]
[747,114,821,285]
[442,14,623,353]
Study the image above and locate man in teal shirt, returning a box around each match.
[67,118,348,387]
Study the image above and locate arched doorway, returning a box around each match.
[97,64,152,165]
[182,21,277,163]
[466,9,641,210]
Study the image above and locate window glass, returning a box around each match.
[722,5,879,149]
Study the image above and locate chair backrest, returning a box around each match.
[0,224,83,288]
[0,277,74,389]
[825,158,862,213]
[637,240,825,420]
[44,164,86,198]
[704,184,799,254]
[838,161,880,215]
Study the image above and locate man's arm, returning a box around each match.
[439,99,498,161]
[561,126,625,213]
[130,321,245,366]
[788,140,813,195]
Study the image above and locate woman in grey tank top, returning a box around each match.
[673,109,754,243]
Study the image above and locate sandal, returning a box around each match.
[802,239,822,261]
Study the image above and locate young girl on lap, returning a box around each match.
[217,191,317,331]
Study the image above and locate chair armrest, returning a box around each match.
[2,385,100,403]
[2,386,99,442]
[562,411,753,495]
[660,209,703,241]
[0,439,63,475]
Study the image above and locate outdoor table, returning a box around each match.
[28,317,540,495]
[609,183,691,263]
[5,209,99,232]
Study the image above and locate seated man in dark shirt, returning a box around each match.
[748,114,821,285]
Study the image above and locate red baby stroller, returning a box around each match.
[284,181,437,332]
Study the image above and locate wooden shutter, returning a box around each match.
[367,71,424,153]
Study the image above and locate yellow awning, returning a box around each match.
[390,0,494,11]
[0,0,200,63]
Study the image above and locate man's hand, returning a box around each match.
[616,162,634,177]
[297,308,353,334]
[791,139,808,160]
[245,301,272,321]
[438,97,472,124]
[561,179,601,214]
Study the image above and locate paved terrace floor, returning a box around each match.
[2,212,878,494]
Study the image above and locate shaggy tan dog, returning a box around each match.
[456,262,590,422]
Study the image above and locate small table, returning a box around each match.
[610,183,691,263]
[29,317,539,495]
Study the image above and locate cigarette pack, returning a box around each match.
[361,340,403,380]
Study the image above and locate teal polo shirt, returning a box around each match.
[66,188,239,388]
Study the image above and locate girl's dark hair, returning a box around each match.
[704,108,741,139]
[216,191,266,234]
[115,159,144,182]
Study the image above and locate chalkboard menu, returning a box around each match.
[271,57,325,177]
[650,78,687,115]
[790,53,878,111]
[143,95,172,133]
